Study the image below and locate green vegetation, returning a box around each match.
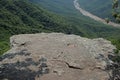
[112,0,120,22]
[0,0,83,55]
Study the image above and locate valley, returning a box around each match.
[0,0,120,55]
[74,0,120,27]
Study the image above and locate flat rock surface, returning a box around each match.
[0,33,116,80]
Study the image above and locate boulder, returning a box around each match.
[0,33,116,80]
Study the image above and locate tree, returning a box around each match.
[113,0,119,9]
[112,0,120,22]
[105,18,110,23]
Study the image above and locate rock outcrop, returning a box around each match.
[0,33,116,80]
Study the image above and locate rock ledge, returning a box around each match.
[0,33,116,80]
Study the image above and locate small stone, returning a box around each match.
[53,68,64,76]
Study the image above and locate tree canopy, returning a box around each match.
[112,0,120,22]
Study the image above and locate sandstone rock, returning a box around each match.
[0,33,116,80]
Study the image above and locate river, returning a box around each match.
[74,0,120,27]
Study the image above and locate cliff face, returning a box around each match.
[0,33,116,80]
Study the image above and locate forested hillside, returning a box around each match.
[0,0,83,54]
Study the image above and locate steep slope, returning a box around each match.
[0,0,82,54]
[0,0,81,34]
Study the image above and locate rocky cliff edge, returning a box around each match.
[0,33,116,80]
